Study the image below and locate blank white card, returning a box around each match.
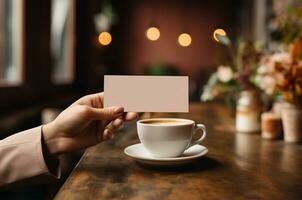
[104,75,188,112]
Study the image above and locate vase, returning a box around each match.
[272,101,292,116]
[281,105,302,143]
[236,90,262,133]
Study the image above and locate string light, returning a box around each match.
[98,32,112,46]
[213,28,226,42]
[178,33,192,47]
[146,27,160,41]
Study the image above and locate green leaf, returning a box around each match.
[217,35,231,46]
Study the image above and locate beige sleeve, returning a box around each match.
[0,126,60,186]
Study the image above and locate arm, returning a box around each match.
[0,126,59,186]
[0,92,137,186]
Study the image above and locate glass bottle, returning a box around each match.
[236,90,262,133]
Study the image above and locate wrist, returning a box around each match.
[42,122,61,155]
[41,126,60,175]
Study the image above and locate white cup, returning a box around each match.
[137,118,207,158]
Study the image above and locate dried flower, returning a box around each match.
[268,52,292,72]
[257,65,268,74]
[259,47,302,106]
[201,37,263,103]
[217,66,233,83]
[291,35,302,61]
[260,75,276,95]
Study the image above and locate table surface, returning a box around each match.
[54,103,302,200]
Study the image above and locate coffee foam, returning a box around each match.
[141,119,191,125]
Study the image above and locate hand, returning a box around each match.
[42,92,138,155]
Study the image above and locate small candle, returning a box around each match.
[261,112,282,140]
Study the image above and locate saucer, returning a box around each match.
[124,143,208,166]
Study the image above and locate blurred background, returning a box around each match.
[0,0,299,199]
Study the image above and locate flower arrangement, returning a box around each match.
[255,36,302,107]
[201,1,302,138]
[253,0,302,108]
[201,0,302,108]
[201,35,263,104]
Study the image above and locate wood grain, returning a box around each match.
[55,103,302,200]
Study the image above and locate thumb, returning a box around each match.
[89,106,124,120]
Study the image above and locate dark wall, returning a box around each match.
[110,0,240,82]
[0,0,246,111]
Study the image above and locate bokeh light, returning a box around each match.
[178,33,192,47]
[98,32,112,46]
[213,28,226,42]
[146,27,160,41]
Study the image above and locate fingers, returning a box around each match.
[80,92,104,101]
[102,129,114,141]
[105,119,124,134]
[75,92,104,106]
[89,106,124,120]
[108,118,124,130]
[124,112,138,121]
[99,118,124,141]
[87,106,137,123]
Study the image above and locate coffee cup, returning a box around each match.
[137,118,207,158]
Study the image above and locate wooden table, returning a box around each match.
[55,103,302,200]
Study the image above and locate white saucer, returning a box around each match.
[124,143,208,166]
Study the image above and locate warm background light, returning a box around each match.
[213,28,226,42]
[146,27,160,41]
[178,33,192,47]
[98,32,112,46]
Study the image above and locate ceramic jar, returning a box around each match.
[236,90,262,133]
[272,101,291,116]
[281,105,302,143]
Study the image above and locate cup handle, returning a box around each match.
[187,124,207,149]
